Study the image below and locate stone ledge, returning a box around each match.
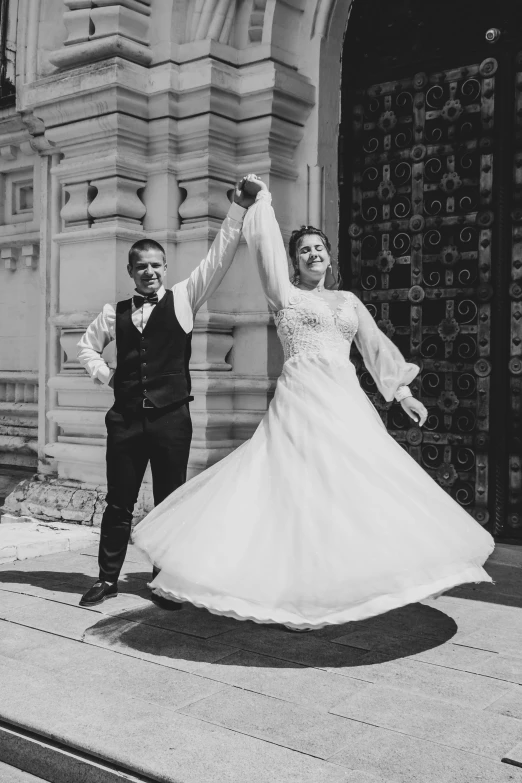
[3,477,108,526]
[2,475,152,527]
[0,518,99,565]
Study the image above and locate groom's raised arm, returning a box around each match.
[182,201,246,315]
[173,178,260,331]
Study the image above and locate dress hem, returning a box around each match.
[148,553,493,631]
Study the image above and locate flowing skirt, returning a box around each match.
[133,350,494,630]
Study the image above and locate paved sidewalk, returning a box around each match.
[0,541,522,782]
[0,516,99,564]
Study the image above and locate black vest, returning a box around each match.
[113,290,193,411]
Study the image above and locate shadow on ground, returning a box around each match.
[4,547,522,673]
[85,600,458,669]
[0,569,150,597]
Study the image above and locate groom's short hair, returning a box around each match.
[128,239,166,268]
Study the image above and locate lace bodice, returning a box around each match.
[242,192,420,401]
[275,289,359,362]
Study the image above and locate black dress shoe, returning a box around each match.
[150,592,183,611]
[79,580,118,607]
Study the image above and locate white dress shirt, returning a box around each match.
[77,202,246,386]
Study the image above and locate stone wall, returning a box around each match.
[1,0,353,522]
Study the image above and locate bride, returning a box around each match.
[132,176,494,631]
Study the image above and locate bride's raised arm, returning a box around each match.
[242,190,294,312]
[352,295,420,403]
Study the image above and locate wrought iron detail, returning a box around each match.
[349,61,497,522]
[0,0,14,108]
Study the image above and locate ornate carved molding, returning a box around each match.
[19,112,56,155]
[188,0,237,44]
[248,0,267,43]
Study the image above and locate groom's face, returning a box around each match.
[128,249,166,295]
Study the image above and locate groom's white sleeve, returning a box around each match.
[172,202,246,332]
[77,304,116,386]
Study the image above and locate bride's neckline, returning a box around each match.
[296,284,325,293]
[292,286,348,316]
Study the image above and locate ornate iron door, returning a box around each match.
[348,60,500,527]
[509,53,522,530]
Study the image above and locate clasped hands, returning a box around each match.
[233,174,267,209]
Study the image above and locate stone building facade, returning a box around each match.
[1,0,521,537]
[0,0,348,524]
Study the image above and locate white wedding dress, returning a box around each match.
[132,192,494,630]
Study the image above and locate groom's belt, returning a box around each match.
[139,396,194,413]
[111,396,194,419]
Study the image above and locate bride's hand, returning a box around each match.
[400,397,428,427]
[234,174,267,208]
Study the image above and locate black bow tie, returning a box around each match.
[133,293,159,308]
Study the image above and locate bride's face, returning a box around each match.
[296,234,330,284]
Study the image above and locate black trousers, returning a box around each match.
[98,402,192,582]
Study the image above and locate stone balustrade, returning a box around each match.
[0,372,39,470]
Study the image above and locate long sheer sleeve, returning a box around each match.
[353,294,419,402]
[242,191,294,312]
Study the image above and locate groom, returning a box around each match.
[77,177,258,608]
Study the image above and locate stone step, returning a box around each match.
[0,758,50,783]
[0,623,350,783]
[0,722,156,783]
[3,547,522,783]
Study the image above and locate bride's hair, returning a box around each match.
[289,225,339,288]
